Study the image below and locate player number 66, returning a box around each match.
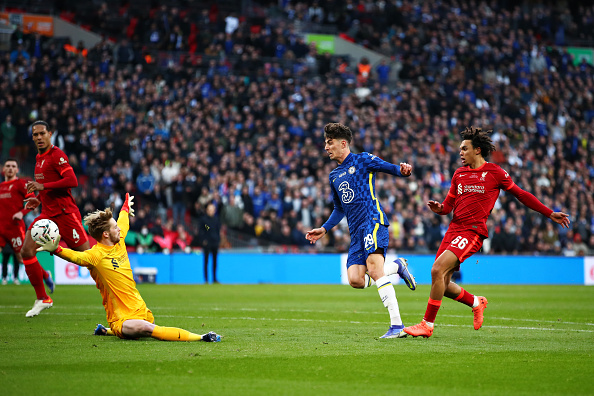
[451,236,468,249]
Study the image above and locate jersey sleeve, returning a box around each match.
[117,210,130,240]
[321,179,345,231]
[57,247,97,268]
[495,166,515,191]
[53,149,75,177]
[439,170,458,215]
[364,153,403,177]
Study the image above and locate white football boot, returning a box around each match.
[25,298,53,317]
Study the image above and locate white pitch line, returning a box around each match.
[2,305,594,327]
[1,311,593,333]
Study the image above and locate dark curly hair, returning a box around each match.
[460,126,496,159]
[324,123,353,144]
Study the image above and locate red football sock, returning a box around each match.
[423,298,442,323]
[454,287,475,308]
[23,257,49,300]
[43,270,50,280]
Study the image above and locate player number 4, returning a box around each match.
[451,236,468,249]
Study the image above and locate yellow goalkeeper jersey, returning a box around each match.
[58,210,148,324]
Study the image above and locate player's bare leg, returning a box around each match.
[21,230,53,317]
[121,319,220,342]
[445,281,488,330]
[444,269,488,330]
[363,257,416,290]
[404,250,458,337]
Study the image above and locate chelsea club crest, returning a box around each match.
[348,166,356,174]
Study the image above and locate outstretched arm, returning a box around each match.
[367,154,412,177]
[36,235,95,266]
[117,193,135,239]
[507,185,570,228]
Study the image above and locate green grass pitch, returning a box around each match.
[1,283,593,395]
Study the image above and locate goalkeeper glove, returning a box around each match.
[36,234,62,253]
[122,193,135,216]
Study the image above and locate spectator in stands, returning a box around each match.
[1,115,16,159]
[136,166,156,198]
[356,56,371,85]
[572,234,589,256]
[221,195,244,230]
[376,59,391,85]
[10,44,30,65]
[3,0,593,256]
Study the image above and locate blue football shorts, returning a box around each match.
[346,223,389,268]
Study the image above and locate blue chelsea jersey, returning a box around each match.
[322,152,403,234]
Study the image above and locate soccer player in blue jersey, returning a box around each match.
[306,123,416,338]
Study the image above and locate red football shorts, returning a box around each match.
[436,228,484,269]
[29,212,88,248]
[0,224,26,253]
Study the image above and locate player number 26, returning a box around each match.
[451,236,468,249]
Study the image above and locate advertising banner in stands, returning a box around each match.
[585,257,594,286]
[0,12,54,36]
[306,34,335,54]
[566,47,594,65]
[54,255,95,285]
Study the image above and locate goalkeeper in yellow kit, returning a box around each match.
[36,193,221,342]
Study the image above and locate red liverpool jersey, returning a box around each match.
[0,178,29,229]
[446,162,515,238]
[34,146,79,216]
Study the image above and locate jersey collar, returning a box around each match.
[473,161,488,171]
[38,145,55,157]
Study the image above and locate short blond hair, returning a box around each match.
[83,208,113,241]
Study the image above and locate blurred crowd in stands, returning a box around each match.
[1,0,593,256]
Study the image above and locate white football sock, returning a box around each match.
[376,276,402,326]
[472,295,479,308]
[364,273,376,288]
[384,260,399,276]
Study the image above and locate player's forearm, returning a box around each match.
[322,207,345,231]
[54,247,90,266]
[117,210,130,233]
[41,169,78,190]
[440,193,455,215]
[18,208,31,217]
[372,160,403,177]
[508,185,553,217]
